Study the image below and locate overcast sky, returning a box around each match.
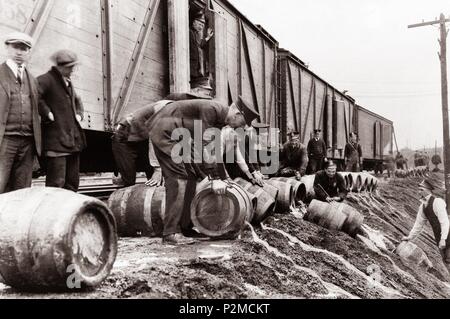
[229,0,449,150]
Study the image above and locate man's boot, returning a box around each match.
[162,233,197,246]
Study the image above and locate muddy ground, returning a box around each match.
[1,173,449,299]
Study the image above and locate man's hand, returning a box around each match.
[326,197,334,203]
[145,168,163,187]
[439,239,447,250]
[205,28,214,41]
[212,179,228,195]
[75,114,82,122]
[252,171,265,187]
[48,112,55,122]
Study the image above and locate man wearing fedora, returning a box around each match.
[146,95,259,245]
[403,179,450,268]
[38,50,86,192]
[0,32,41,194]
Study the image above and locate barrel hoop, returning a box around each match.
[143,186,157,236]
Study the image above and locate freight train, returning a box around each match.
[0,0,394,173]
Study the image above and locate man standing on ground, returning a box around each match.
[307,129,327,174]
[0,32,41,194]
[344,132,363,172]
[403,179,450,269]
[38,50,86,192]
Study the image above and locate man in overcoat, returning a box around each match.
[38,50,86,192]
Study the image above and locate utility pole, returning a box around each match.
[409,14,450,208]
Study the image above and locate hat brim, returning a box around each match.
[58,61,78,67]
[5,40,32,48]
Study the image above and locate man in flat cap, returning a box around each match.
[38,50,86,192]
[277,131,308,180]
[146,95,258,245]
[0,32,41,194]
[403,179,450,268]
[189,10,214,88]
[307,129,328,174]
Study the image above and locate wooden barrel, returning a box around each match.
[264,179,294,213]
[338,173,352,192]
[300,175,316,201]
[349,173,362,193]
[371,178,379,192]
[0,187,117,290]
[306,200,364,237]
[108,185,165,237]
[271,177,307,203]
[396,241,433,269]
[234,178,277,224]
[191,181,252,239]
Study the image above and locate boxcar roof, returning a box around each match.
[278,48,357,104]
[216,0,279,46]
[356,104,393,125]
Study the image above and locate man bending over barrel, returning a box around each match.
[402,179,450,269]
[146,96,259,246]
[313,160,348,203]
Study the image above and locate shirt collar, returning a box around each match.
[6,59,26,76]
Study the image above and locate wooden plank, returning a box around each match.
[101,0,113,131]
[211,10,228,105]
[24,0,55,43]
[112,0,161,124]
[287,61,298,132]
[301,79,315,144]
[168,0,189,94]
[240,21,260,115]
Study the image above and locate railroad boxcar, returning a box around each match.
[277,49,393,171]
[0,0,278,172]
[0,0,393,174]
[355,105,394,171]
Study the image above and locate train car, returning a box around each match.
[0,0,392,174]
[277,49,393,171]
[0,0,278,172]
[277,49,357,161]
[355,105,394,170]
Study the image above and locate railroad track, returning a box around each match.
[32,175,148,200]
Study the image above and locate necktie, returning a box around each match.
[17,66,23,85]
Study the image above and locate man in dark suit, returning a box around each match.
[307,129,327,174]
[344,132,363,172]
[38,50,86,192]
[0,32,41,194]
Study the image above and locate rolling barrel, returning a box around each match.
[306,200,364,237]
[191,181,253,239]
[396,241,433,269]
[271,177,307,204]
[234,178,277,224]
[0,187,117,290]
[264,179,295,213]
[108,185,165,237]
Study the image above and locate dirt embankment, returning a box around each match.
[1,173,449,299]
